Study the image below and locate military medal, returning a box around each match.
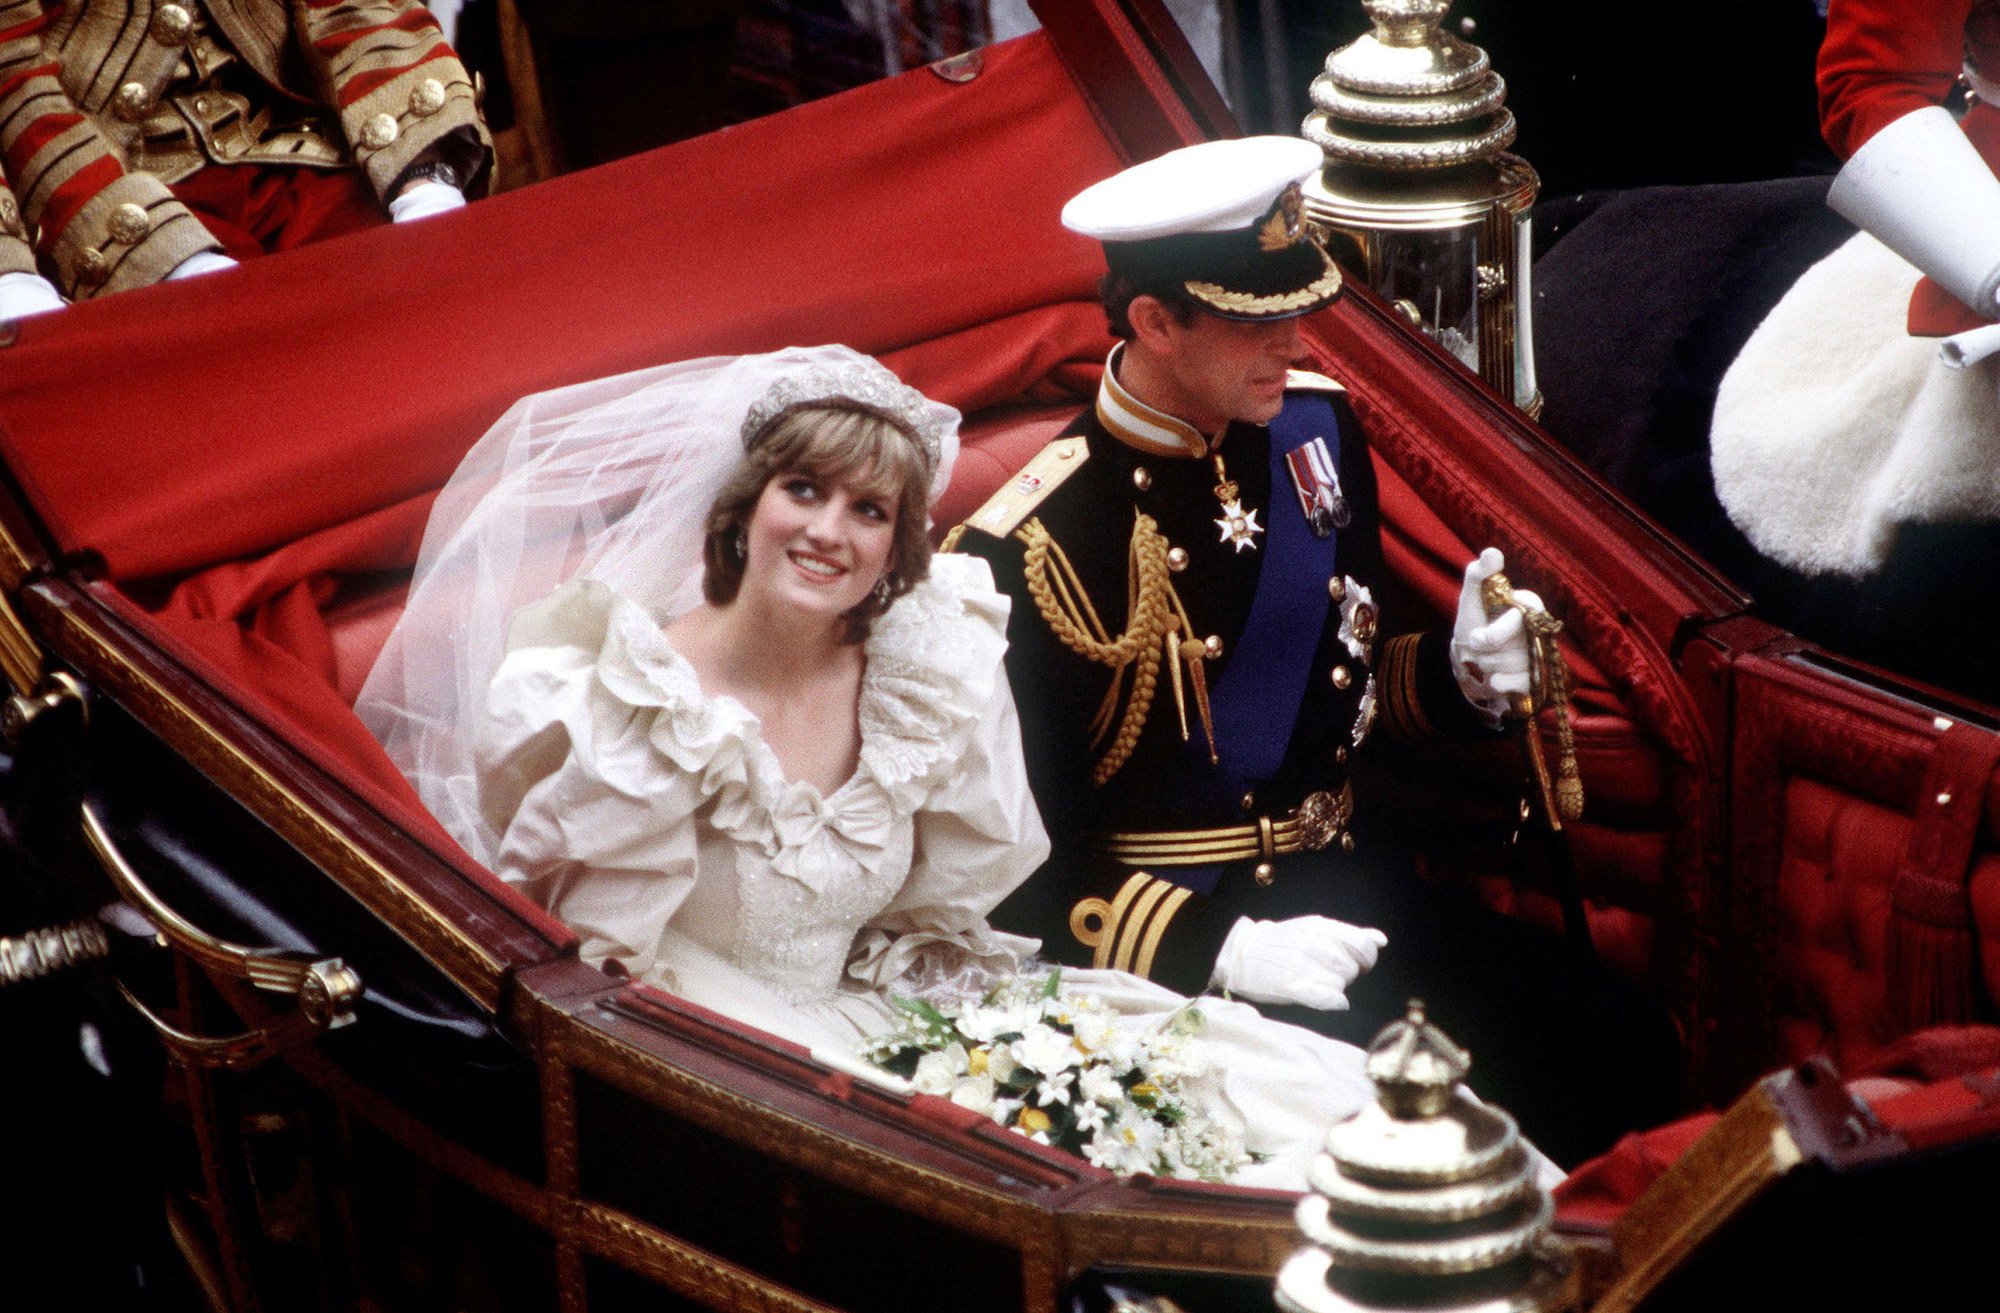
[1210,453,1263,552]
[1284,437,1350,537]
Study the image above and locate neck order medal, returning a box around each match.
[1212,452,1263,552]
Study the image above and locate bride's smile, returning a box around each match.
[746,471,896,620]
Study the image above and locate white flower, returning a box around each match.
[1077,1064,1124,1106]
[912,1042,969,1094]
[956,1005,1016,1043]
[950,1073,996,1114]
[1072,1011,1114,1053]
[1033,1071,1074,1106]
[1015,1024,1083,1075]
[1073,1100,1109,1134]
[987,1045,1021,1085]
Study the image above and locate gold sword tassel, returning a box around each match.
[1479,572,1585,826]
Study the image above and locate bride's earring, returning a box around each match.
[870,574,894,608]
[732,526,747,561]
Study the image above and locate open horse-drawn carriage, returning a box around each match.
[5,0,2000,1309]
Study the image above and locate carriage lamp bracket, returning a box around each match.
[80,798,362,1069]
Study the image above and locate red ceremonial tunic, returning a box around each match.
[1819,0,2000,333]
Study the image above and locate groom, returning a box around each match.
[950,136,1676,1164]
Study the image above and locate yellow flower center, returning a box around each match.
[968,1047,990,1075]
[1018,1108,1053,1133]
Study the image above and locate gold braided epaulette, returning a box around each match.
[954,437,1089,540]
[1285,368,1346,393]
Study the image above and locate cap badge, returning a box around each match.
[1257,184,1308,253]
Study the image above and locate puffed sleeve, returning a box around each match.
[845,556,1045,994]
[477,580,708,989]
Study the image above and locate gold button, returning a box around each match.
[1339,832,1356,853]
[1166,546,1188,572]
[1203,635,1224,661]
[0,195,19,235]
[1131,466,1151,491]
[1253,862,1275,886]
[1336,746,1348,765]
[1056,445,1075,459]
[1327,576,1346,602]
[1240,792,1256,814]
[1330,664,1352,689]
[150,3,192,43]
[75,248,109,283]
[107,202,150,244]
[359,112,399,151]
[112,82,152,121]
[409,77,447,116]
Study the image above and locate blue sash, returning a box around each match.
[1160,395,1343,893]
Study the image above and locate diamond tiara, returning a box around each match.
[739,358,946,474]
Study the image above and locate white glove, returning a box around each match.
[1210,915,1387,1011]
[164,251,238,281]
[0,271,66,319]
[388,180,465,224]
[1451,547,1539,722]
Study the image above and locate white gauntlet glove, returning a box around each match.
[1210,915,1387,1011]
[0,271,66,318]
[1450,547,1540,724]
[164,251,238,281]
[389,180,465,224]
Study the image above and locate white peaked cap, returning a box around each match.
[1062,136,1325,241]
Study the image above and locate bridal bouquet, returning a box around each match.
[861,971,1251,1181]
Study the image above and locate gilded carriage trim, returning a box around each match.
[24,583,510,1009]
[572,1201,846,1313]
[1060,1199,1299,1277]
[569,996,1071,1251]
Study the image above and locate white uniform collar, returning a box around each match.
[1095,343,1214,460]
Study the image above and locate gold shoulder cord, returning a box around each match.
[1015,512,1191,785]
[1480,573,1584,825]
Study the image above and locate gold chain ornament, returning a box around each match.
[1478,572,1584,826]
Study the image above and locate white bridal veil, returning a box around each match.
[356,345,962,866]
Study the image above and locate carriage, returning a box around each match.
[4,0,2000,1308]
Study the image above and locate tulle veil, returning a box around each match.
[356,345,962,867]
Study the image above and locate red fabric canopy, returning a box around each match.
[0,34,1117,582]
[0,34,1128,840]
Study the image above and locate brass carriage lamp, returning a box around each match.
[1300,0,1541,415]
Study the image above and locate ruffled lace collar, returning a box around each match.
[573,554,1008,882]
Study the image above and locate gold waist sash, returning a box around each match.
[1098,784,1354,866]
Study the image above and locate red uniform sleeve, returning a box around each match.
[1818,0,1975,158]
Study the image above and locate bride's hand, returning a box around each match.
[1210,915,1387,1011]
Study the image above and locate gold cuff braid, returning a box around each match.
[1068,872,1192,978]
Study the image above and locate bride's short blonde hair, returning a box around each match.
[702,404,934,642]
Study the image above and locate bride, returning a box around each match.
[358,345,1546,1189]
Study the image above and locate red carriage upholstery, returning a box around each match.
[4,24,1971,1098]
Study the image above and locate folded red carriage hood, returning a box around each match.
[0,34,1127,585]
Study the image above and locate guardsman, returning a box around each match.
[950,136,1675,1164]
[0,0,490,316]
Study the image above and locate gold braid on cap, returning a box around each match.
[1016,512,1180,785]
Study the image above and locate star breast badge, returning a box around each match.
[1215,499,1264,552]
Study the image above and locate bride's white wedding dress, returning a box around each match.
[475,553,1401,1190]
